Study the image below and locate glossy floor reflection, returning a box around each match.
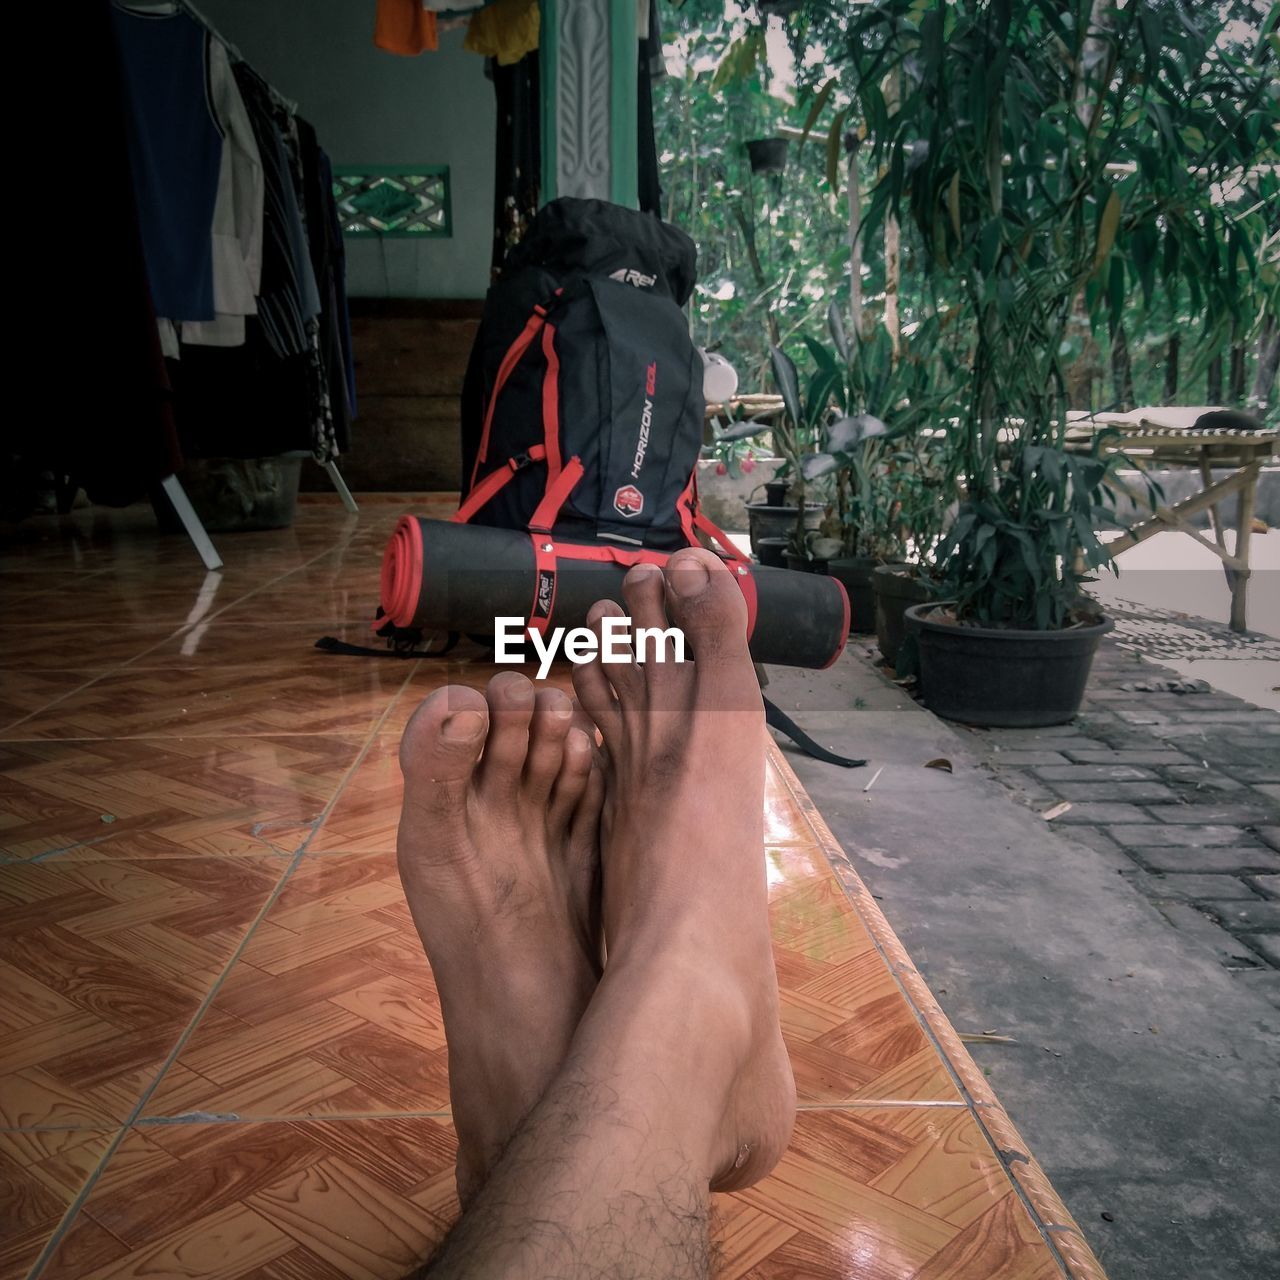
[0,498,1104,1279]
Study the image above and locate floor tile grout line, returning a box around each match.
[1,1100,964,1138]
[769,749,1082,1279]
[2,542,352,737]
[22,656,422,1280]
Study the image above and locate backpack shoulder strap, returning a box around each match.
[472,291,562,487]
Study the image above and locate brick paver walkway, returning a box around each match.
[957,608,1280,1007]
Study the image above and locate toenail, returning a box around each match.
[628,562,660,583]
[668,558,709,596]
[496,676,534,703]
[442,709,485,741]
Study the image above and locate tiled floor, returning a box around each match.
[1,497,1105,1279]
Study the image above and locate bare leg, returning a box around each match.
[417,549,795,1278]
[397,673,604,1204]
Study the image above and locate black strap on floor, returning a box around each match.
[763,696,865,769]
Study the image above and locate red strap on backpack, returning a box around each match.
[540,324,562,482]
[471,291,563,489]
[529,456,584,533]
[523,456,585,634]
[453,445,547,524]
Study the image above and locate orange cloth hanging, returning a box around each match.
[374,0,439,56]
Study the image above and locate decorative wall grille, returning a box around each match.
[332,166,451,238]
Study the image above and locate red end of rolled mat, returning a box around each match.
[380,516,424,629]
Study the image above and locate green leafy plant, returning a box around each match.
[701,431,763,480]
[798,304,953,561]
[832,0,1277,629]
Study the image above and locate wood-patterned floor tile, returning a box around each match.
[0,1129,114,1280]
[135,622,392,670]
[0,858,284,1125]
[141,854,450,1121]
[0,673,100,735]
[307,739,403,853]
[725,1107,1062,1279]
[40,1118,459,1280]
[7,664,412,741]
[0,736,366,859]
[0,628,177,674]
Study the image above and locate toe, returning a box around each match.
[621,561,670,639]
[662,549,754,678]
[569,697,602,747]
[398,685,489,823]
[548,725,594,835]
[570,601,626,744]
[476,671,536,798]
[523,686,575,805]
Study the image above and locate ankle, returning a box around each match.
[574,957,754,1134]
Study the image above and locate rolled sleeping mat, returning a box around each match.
[380,517,849,670]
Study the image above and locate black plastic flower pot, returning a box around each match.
[785,552,826,574]
[872,563,929,663]
[762,479,788,506]
[755,536,788,568]
[746,137,788,174]
[745,502,823,554]
[906,604,1114,728]
[826,556,880,633]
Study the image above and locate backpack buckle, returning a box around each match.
[508,451,533,471]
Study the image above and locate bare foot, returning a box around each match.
[571,549,796,1192]
[397,672,604,1204]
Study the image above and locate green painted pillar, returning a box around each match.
[540,0,638,208]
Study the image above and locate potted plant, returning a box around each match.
[724,402,827,558]
[765,335,869,573]
[871,420,957,662]
[697,414,786,535]
[789,306,949,629]
[838,0,1272,723]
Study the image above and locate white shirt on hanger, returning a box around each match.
[183,36,264,347]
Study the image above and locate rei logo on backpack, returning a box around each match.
[455,197,739,564]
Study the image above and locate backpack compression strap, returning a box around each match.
[453,445,547,524]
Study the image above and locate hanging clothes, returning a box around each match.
[233,65,322,360]
[489,53,541,276]
[47,0,182,506]
[319,150,358,426]
[299,120,351,458]
[374,0,439,55]
[183,38,264,347]
[170,324,314,460]
[465,0,539,66]
[111,3,222,321]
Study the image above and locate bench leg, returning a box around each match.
[1230,473,1257,633]
[1199,449,1234,592]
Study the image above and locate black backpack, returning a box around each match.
[455,197,737,561]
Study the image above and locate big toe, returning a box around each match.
[398,685,489,820]
[662,549,753,675]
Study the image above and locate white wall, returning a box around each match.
[197,0,496,298]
